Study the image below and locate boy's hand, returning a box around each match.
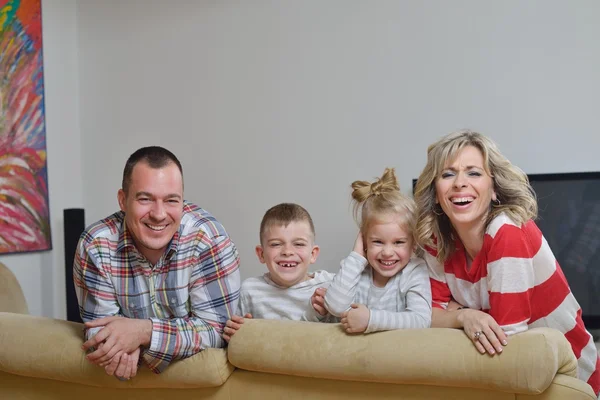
[353,232,365,258]
[223,313,252,342]
[311,287,328,316]
[341,304,369,333]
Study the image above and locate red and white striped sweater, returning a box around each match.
[426,213,599,396]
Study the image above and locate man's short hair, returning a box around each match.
[259,203,315,243]
[122,146,183,193]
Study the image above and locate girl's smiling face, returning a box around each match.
[365,214,413,288]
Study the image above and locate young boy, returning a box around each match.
[223,203,333,342]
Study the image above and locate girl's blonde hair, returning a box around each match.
[414,130,537,263]
[351,168,417,241]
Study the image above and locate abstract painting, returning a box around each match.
[0,0,51,254]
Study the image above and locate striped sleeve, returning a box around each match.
[485,222,538,335]
[324,252,367,317]
[365,262,432,332]
[301,305,329,322]
[143,235,241,373]
[236,282,251,316]
[423,250,451,310]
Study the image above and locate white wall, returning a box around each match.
[77,0,600,282]
[4,1,600,318]
[0,0,83,318]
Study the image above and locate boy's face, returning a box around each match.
[256,220,320,288]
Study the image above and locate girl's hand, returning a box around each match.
[341,304,370,333]
[353,232,365,258]
[457,309,508,355]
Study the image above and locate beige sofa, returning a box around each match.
[0,262,596,399]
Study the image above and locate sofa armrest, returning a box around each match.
[227,319,579,394]
[0,263,29,314]
[0,312,234,388]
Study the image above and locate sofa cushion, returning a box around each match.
[0,313,234,388]
[227,319,578,394]
[0,263,29,314]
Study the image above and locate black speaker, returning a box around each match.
[64,208,85,323]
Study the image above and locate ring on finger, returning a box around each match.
[473,331,482,341]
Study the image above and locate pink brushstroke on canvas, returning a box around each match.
[0,0,51,253]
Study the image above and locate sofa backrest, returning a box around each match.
[0,262,29,314]
[228,319,580,395]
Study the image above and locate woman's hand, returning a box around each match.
[446,299,463,311]
[353,232,365,258]
[457,309,508,355]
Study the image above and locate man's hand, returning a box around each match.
[103,347,141,380]
[82,316,152,366]
[311,287,328,316]
[223,314,252,342]
[341,303,370,333]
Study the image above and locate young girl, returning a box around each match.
[322,168,432,333]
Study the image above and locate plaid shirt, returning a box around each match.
[73,201,240,373]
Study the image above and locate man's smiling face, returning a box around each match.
[118,161,183,264]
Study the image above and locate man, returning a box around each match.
[73,146,240,379]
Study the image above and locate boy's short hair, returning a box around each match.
[259,203,315,243]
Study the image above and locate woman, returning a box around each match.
[414,130,599,396]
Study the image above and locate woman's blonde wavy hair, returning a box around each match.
[352,168,417,243]
[414,130,537,263]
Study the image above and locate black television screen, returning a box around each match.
[529,172,600,330]
[412,173,600,330]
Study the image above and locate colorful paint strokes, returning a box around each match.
[0,0,51,254]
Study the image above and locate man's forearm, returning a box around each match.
[142,315,216,373]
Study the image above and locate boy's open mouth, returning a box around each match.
[278,262,298,268]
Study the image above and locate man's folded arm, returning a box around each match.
[142,235,241,373]
[73,237,123,341]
